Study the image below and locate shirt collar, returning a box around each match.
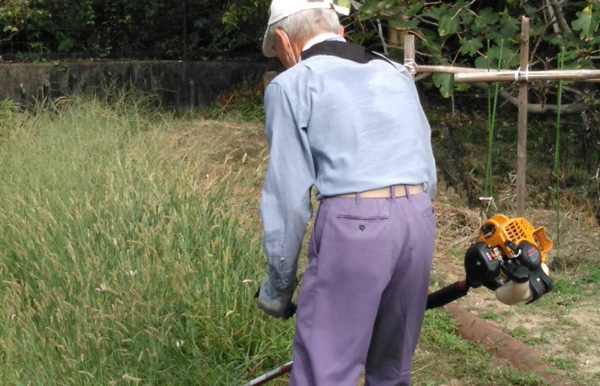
[302,33,346,52]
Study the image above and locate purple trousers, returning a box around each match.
[290,189,436,386]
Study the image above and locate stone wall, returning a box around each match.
[0,61,266,109]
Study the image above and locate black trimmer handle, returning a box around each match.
[259,279,469,319]
[426,280,470,310]
[284,302,297,320]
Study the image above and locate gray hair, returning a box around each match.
[266,8,340,45]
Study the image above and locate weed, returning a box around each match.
[511,325,530,341]
[509,325,548,347]
[551,358,579,372]
[579,265,600,287]
[556,316,578,328]
[0,98,24,139]
[566,335,589,355]
[551,267,600,305]
[480,309,502,323]
[202,82,266,123]
[0,96,291,385]
[450,248,464,260]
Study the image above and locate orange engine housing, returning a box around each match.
[476,215,553,262]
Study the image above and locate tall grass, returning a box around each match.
[0,95,293,385]
[0,93,559,386]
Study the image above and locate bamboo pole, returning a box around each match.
[416,65,490,74]
[455,69,600,83]
[517,17,530,216]
[412,65,600,82]
[402,20,599,215]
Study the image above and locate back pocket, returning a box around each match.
[419,207,435,219]
[336,214,389,222]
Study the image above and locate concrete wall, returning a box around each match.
[0,61,266,109]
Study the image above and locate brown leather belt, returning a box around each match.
[334,184,425,199]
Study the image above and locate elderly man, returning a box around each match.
[256,1,437,385]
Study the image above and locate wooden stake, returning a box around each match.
[517,16,530,216]
[403,34,416,76]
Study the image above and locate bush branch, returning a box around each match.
[471,83,590,114]
[548,0,573,35]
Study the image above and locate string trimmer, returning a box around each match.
[245,214,554,386]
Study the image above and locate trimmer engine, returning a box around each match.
[427,215,555,310]
[464,215,554,304]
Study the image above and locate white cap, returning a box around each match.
[262,0,350,57]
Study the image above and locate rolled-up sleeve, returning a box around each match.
[260,82,315,291]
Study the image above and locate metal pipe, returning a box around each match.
[243,361,293,386]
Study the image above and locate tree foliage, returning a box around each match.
[0,0,270,60]
[1,0,598,97]
[356,0,600,99]
[2,1,598,68]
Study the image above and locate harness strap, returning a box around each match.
[301,40,397,69]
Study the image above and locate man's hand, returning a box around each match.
[257,278,296,320]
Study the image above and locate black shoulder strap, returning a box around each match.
[301,40,397,69]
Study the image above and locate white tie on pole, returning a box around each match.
[514,65,530,82]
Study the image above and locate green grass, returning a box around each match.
[551,358,579,372]
[415,311,549,386]
[0,95,293,385]
[509,325,549,347]
[539,265,600,309]
[480,309,502,323]
[200,83,266,123]
[0,94,581,386]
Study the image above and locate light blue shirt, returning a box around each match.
[260,39,437,290]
